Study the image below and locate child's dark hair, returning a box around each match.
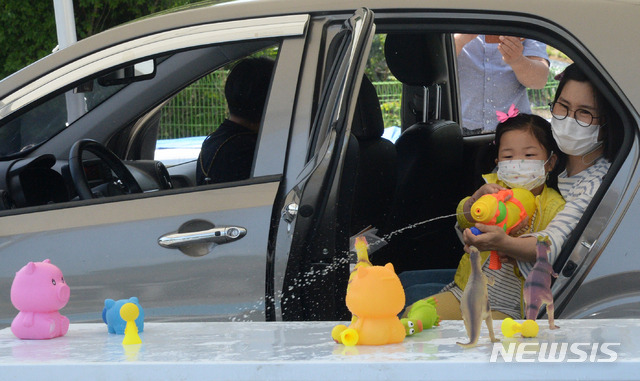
[495,113,565,191]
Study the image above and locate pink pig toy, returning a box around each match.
[10,259,70,340]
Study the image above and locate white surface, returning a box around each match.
[0,319,638,380]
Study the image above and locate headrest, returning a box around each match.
[384,33,448,86]
[351,75,384,140]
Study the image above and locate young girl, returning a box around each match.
[462,64,622,312]
[406,107,565,320]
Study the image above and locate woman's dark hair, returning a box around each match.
[224,57,275,123]
[494,112,564,191]
[553,63,622,162]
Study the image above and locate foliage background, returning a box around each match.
[0,0,200,80]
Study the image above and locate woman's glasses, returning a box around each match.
[549,102,600,127]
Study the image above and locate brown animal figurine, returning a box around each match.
[523,236,558,329]
[457,246,499,348]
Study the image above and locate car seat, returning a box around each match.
[328,75,397,320]
[348,75,397,234]
[372,33,464,273]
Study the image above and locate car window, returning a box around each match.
[455,36,571,136]
[153,70,226,166]
[0,78,128,158]
[306,26,352,160]
[0,37,289,210]
[363,33,571,139]
[365,34,402,143]
[154,45,279,169]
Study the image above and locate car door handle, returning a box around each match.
[158,226,247,249]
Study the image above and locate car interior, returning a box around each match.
[0,39,282,209]
[301,23,628,319]
[0,12,631,321]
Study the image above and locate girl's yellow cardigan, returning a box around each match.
[453,173,565,291]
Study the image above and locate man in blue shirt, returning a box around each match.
[456,35,549,134]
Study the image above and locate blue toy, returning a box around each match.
[102,297,144,334]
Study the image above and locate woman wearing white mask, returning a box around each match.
[403,108,566,319]
[463,63,622,289]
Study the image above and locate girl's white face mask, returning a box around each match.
[497,158,549,191]
[551,116,602,156]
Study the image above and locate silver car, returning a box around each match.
[1,0,639,326]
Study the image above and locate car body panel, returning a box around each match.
[559,143,640,318]
[0,180,279,325]
[278,9,376,320]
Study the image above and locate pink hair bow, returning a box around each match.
[496,104,520,123]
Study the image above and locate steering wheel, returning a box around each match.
[69,139,142,200]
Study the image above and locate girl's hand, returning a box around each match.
[463,184,506,223]
[463,223,508,253]
[471,183,505,200]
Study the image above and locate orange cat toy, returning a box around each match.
[332,237,406,346]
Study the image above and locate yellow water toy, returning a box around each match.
[501,317,539,338]
[120,302,142,345]
[470,188,535,269]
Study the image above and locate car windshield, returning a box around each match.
[0,78,126,159]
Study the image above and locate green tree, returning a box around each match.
[1,2,57,79]
[0,0,199,80]
[365,34,392,82]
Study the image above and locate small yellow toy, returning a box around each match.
[120,302,142,345]
[348,236,373,291]
[501,317,539,338]
[332,324,359,346]
[333,236,371,345]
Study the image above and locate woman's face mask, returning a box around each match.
[497,158,549,191]
[551,116,602,156]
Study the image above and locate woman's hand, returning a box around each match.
[464,224,539,263]
[497,251,517,265]
[463,224,516,265]
[463,223,508,253]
